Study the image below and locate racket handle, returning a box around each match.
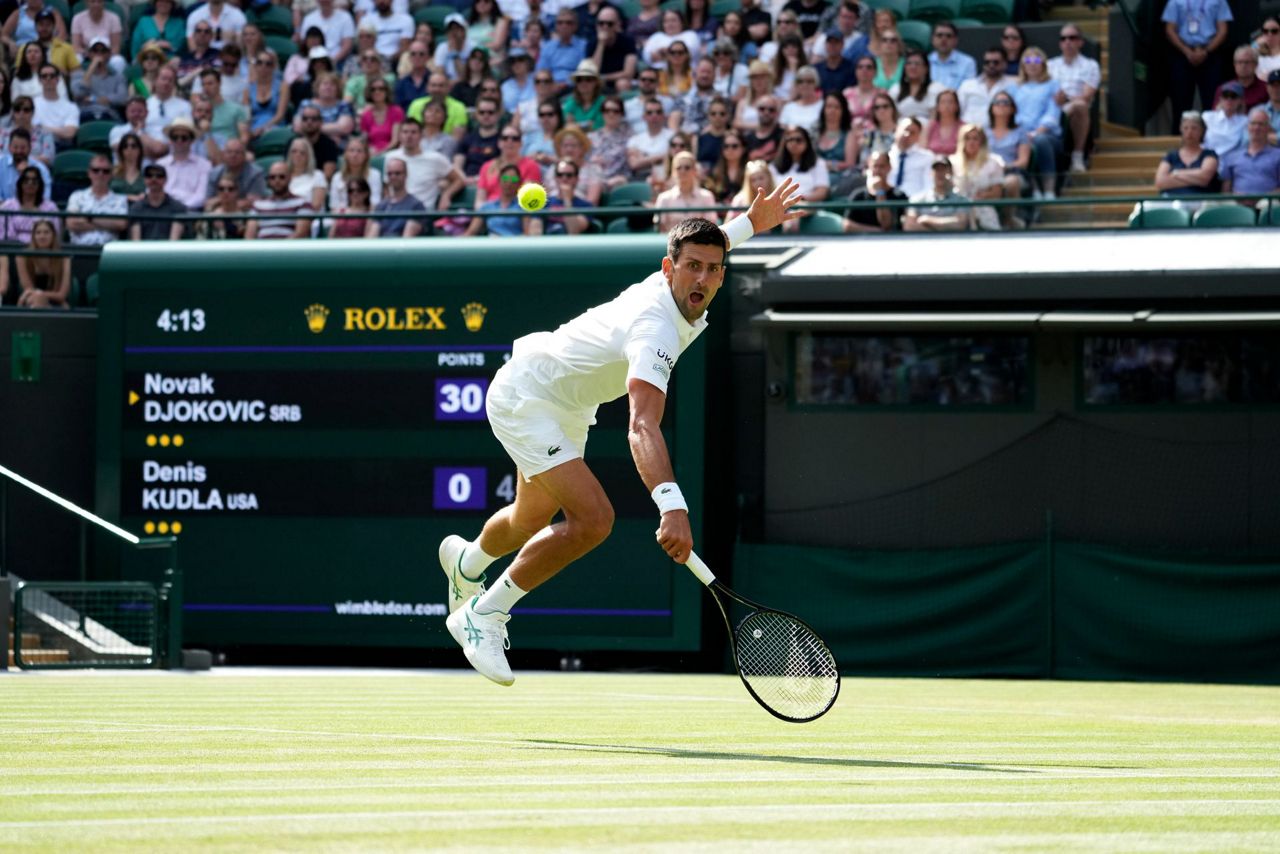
[684,552,717,587]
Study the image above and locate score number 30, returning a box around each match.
[435,378,488,421]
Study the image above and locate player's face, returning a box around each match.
[662,242,726,323]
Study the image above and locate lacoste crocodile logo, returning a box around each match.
[548,445,562,456]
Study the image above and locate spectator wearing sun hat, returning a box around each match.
[434,13,475,81]
[157,115,212,210]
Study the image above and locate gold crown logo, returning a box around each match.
[461,302,488,333]
[304,303,330,334]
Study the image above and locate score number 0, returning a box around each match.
[432,377,515,510]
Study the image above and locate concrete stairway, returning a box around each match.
[1031,5,1167,228]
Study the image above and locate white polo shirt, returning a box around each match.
[506,217,753,414]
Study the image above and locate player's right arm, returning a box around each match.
[627,376,693,563]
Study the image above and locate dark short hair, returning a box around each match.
[8,127,31,144]
[401,116,423,129]
[200,67,221,81]
[667,218,727,264]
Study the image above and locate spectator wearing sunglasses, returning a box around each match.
[543,158,592,235]
[1203,82,1249,163]
[474,125,541,204]
[66,153,128,246]
[184,0,246,52]
[588,6,636,92]
[1048,24,1100,173]
[129,164,187,241]
[328,177,373,239]
[1010,46,1063,199]
[195,178,246,240]
[465,162,537,236]
[32,62,79,143]
[959,47,1015,127]
[627,97,675,179]
[156,116,212,210]
[455,95,504,177]
[2,97,56,167]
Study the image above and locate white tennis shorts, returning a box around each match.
[486,359,591,481]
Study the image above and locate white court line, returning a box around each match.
[3,770,1279,799]
[3,800,1280,831]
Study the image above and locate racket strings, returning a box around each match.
[734,610,839,721]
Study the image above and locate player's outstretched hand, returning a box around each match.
[746,177,805,234]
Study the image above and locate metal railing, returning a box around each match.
[0,463,181,670]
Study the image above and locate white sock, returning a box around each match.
[473,568,527,615]
[460,541,497,581]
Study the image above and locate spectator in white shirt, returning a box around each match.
[300,0,355,65]
[887,116,931,198]
[627,97,675,179]
[32,63,79,143]
[368,0,414,63]
[889,50,945,124]
[145,65,193,139]
[958,47,1014,127]
[185,0,247,51]
[1047,23,1101,173]
[65,153,129,246]
[1203,83,1249,164]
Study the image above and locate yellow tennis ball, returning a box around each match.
[518,182,547,212]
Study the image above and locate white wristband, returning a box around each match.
[720,215,755,252]
[652,482,689,515]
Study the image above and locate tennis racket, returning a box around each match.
[685,552,840,723]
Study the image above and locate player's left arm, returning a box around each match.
[627,376,693,563]
[727,176,804,248]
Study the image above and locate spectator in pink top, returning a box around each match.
[360,76,403,154]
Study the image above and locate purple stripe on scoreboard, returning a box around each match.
[185,603,332,613]
[125,345,512,354]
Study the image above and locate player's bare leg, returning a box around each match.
[475,472,561,559]
[503,460,614,592]
[445,460,611,686]
[439,474,559,613]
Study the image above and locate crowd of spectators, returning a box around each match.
[0,0,1274,308]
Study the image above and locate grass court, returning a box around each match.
[1,670,1277,852]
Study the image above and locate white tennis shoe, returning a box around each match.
[438,535,486,614]
[446,597,514,686]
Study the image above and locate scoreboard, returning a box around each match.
[95,238,704,652]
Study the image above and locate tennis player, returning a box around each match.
[439,179,804,685]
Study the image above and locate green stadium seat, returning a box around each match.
[950,17,983,28]
[798,211,847,235]
[370,154,385,175]
[614,0,642,19]
[606,217,636,233]
[449,184,476,210]
[53,149,95,184]
[1127,207,1191,229]
[959,0,1013,24]
[75,120,116,154]
[85,272,100,307]
[265,34,298,62]
[252,126,296,157]
[660,0,683,12]
[710,0,739,16]
[1261,203,1280,226]
[867,0,910,22]
[605,182,652,206]
[1192,205,1258,228]
[907,0,959,24]
[896,19,932,53]
[46,0,70,23]
[252,4,295,36]
[414,6,456,30]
